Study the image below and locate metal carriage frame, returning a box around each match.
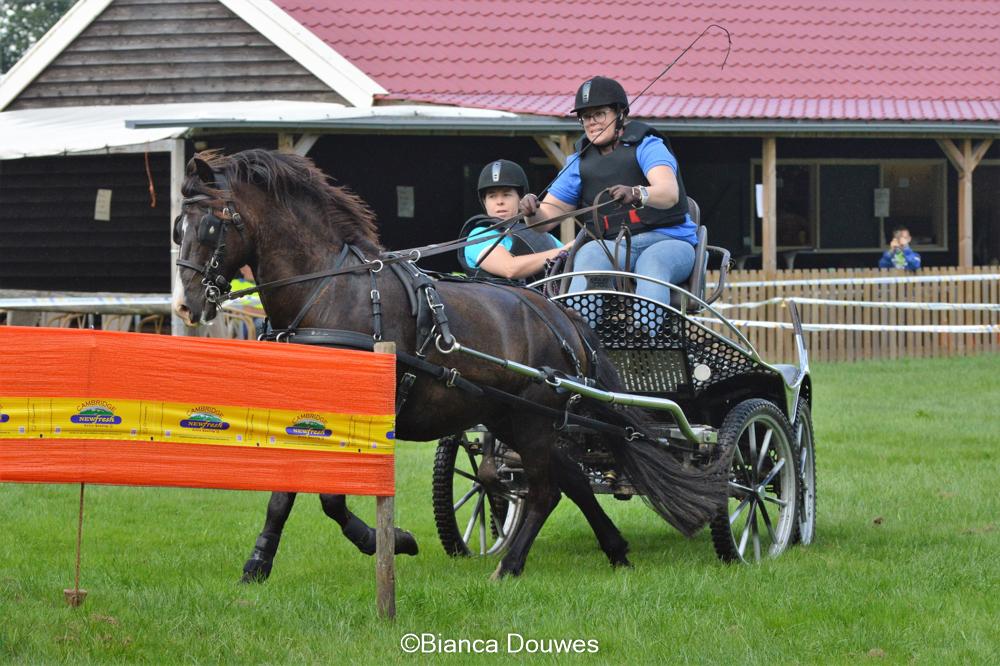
[432,270,817,564]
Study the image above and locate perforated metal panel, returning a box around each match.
[560,291,776,396]
[606,349,688,393]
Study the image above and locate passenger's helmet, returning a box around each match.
[477,159,529,199]
[572,76,630,115]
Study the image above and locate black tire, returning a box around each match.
[791,399,816,546]
[432,431,526,557]
[711,399,798,563]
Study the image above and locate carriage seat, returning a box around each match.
[567,196,728,314]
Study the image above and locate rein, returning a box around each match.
[223,198,616,302]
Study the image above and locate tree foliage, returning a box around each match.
[1,0,75,73]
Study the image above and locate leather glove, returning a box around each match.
[519,193,540,217]
[608,184,641,207]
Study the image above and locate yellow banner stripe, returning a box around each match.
[0,397,394,455]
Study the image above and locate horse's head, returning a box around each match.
[173,154,253,325]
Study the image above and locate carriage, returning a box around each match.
[433,200,817,563]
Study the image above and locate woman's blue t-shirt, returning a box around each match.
[548,134,698,246]
[464,225,563,268]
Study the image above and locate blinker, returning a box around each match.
[171,215,183,245]
[198,213,221,245]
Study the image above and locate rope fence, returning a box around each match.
[705,267,1000,363]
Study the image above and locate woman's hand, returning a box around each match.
[519,193,540,217]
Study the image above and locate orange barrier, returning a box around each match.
[0,327,396,495]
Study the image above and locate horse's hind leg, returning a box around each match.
[242,491,296,583]
[490,427,562,579]
[319,494,419,557]
[552,448,631,568]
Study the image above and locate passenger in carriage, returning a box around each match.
[458,159,565,282]
[517,76,698,306]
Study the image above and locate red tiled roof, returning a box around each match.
[275,0,1000,122]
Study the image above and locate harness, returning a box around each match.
[174,173,247,307]
[175,174,635,434]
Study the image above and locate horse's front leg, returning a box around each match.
[319,494,419,556]
[241,491,297,583]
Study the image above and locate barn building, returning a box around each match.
[1,0,998,296]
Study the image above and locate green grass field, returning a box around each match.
[2,354,998,663]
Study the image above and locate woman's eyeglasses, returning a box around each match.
[578,109,613,126]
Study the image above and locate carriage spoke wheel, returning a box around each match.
[711,399,798,563]
[432,431,526,557]
[792,400,817,545]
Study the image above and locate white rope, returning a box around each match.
[712,296,1000,312]
[709,272,1000,289]
[692,317,1000,334]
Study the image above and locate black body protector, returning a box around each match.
[456,214,560,282]
[576,121,690,239]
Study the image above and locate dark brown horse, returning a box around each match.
[173,149,727,579]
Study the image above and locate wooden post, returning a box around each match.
[958,140,973,268]
[169,139,190,337]
[762,137,778,278]
[937,138,993,268]
[277,133,294,152]
[534,135,576,244]
[63,483,87,607]
[373,340,396,619]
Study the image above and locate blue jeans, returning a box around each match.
[569,232,695,304]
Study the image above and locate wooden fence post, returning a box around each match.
[373,340,396,620]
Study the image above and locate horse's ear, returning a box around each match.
[187,156,216,185]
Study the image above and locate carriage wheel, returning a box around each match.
[710,399,798,563]
[432,431,526,557]
[791,400,817,545]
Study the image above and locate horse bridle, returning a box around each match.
[174,173,246,306]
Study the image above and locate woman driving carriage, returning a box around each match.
[458,159,564,282]
[518,76,697,306]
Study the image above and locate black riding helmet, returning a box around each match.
[572,76,630,115]
[476,159,529,200]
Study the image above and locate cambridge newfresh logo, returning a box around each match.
[285,413,332,438]
[179,406,230,431]
[70,400,122,425]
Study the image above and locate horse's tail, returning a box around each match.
[579,337,730,537]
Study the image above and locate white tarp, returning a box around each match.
[0,101,520,160]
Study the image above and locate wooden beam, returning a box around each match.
[761,137,777,277]
[970,138,995,171]
[958,139,973,268]
[936,138,965,172]
[277,133,294,151]
[373,342,396,620]
[534,135,566,167]
[938,138,993,268]
[533,135,576,245]
[169,139,191,337]
[292,133,320,156]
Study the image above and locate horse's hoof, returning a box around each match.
[610,555,633,569]
[240,559,272,584]
[490,562,522,580]
[394,528,419,556]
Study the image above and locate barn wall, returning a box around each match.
[0,153,171,292]
[8,0,347,110]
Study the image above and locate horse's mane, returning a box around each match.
[184,149,382,251]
